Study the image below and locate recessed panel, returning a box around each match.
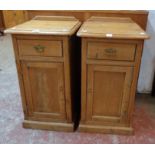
[29,67,60,114]
[93,71,125,117]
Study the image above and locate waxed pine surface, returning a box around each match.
[77,17,149,39]
[4,16,81,36]
[1,35,155,144]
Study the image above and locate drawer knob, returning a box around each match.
[34,45,45,53]
[104,48,117,55]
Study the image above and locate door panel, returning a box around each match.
[87,65,133,123]
[22,61,66,121]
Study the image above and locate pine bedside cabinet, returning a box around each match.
[5,16,81,132]
[77,17,149,134]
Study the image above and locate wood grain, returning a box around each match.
[79,124,133,135]
[5,16,81,36]
[2,10,28,28]
[23,120,74,132]
[17,39,62,57]
[79,17,149,134]
[77,17,149,39]
[22,61,66,121]
[87,41,136,61]
[8,17,81,131]
[86,65,133,124]
[27,10,148,30]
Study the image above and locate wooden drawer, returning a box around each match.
[87,42,136,61]
[17,39,62,57]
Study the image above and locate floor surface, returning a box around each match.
[0,35,155,144]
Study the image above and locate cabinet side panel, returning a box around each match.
[12,35,28,116]
[81,38,87,122]
[63,37,72,122]
[128,41,144,123]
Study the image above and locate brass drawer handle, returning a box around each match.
[95,48,117,59]
[34,45,45,53]
[104,48,117,55]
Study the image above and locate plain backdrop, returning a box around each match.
[138,10,155,93]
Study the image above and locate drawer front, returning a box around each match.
[17,39,62,57]
[87,42,136,61]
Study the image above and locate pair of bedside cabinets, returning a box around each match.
[5,16,149,135]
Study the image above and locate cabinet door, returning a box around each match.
[22,61,66,121]
[86,65,133,124]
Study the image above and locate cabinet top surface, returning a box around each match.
[5,16,81,36]
[77,17,149,39]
